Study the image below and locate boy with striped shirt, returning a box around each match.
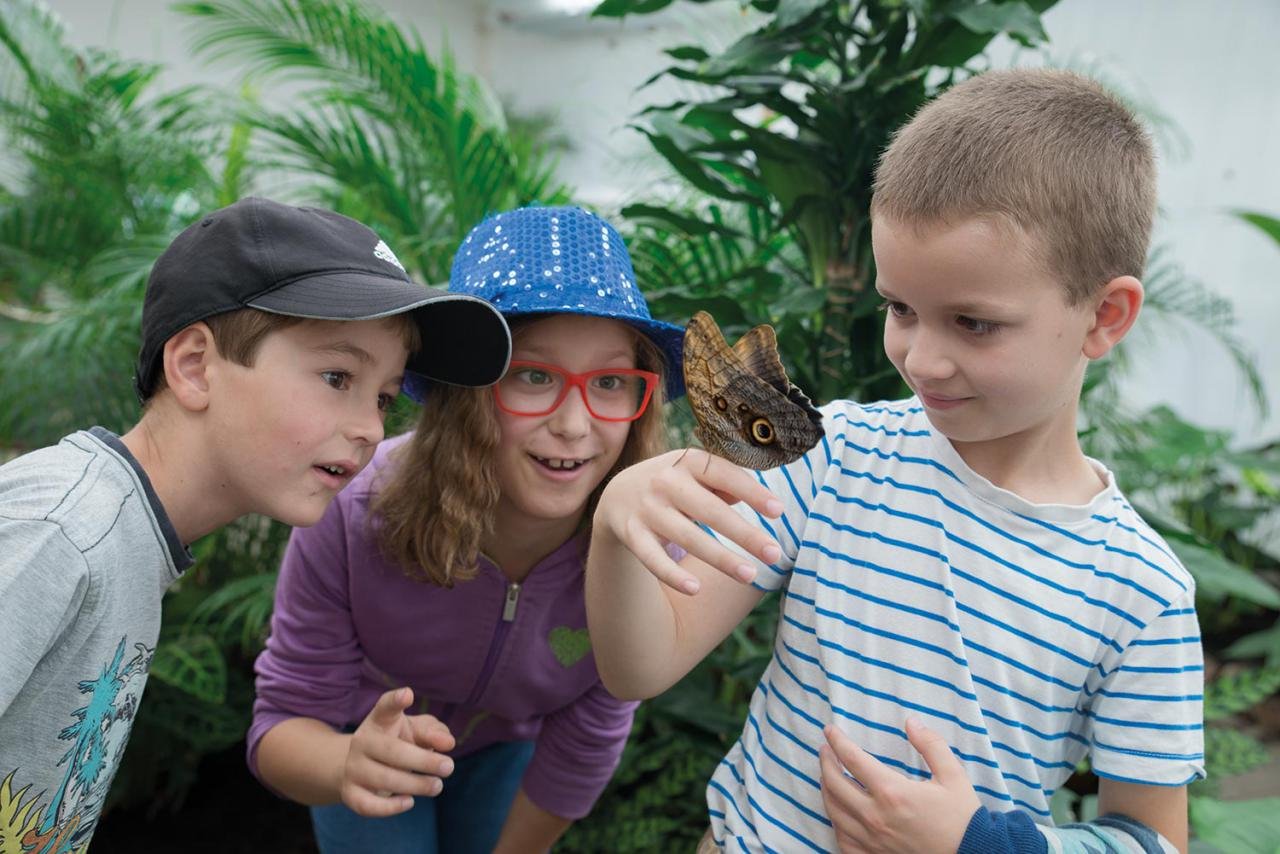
[585,69,1203,853]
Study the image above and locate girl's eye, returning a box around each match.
[957,316,1001,335]
[519,369,553,386]
[593,374,624,392]
[377,393,395,413]
[321,370,351,390]
[877,300,912,318]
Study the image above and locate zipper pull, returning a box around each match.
[502,582,521,622]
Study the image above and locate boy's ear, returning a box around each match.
[161,322,217,411]
[1083,275,1144,360]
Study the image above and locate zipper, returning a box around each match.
[463,580,521,706]
[502,581,522,622]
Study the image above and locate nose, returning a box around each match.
[345,397,387,448]
[901,327,956,383]
[547,386,592,440]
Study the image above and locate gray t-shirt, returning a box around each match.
[0,428,191,850]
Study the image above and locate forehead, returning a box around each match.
[511,314,637,356]
[871,215,1063,298]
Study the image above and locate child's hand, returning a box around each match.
[595,448,783,594]
[819,718,981,854]
[340,687,456,817]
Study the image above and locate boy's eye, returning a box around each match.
[957,316,1001,335]
[321,370,351,390]
[877,300,912,318]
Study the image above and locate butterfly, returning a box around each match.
[682,311,823,470]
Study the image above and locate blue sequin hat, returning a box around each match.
[440,205,685,400]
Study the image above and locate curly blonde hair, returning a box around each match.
[372,317,671,587]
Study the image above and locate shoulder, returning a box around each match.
[1088,488,1196,604]
[0,431,139,554]
[813,396,933,473]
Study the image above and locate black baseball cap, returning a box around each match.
[134,196,512,401]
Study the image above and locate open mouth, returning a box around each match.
[316,463,348,476]
[531,455,588,472]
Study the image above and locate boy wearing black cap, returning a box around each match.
[0,197,510,851]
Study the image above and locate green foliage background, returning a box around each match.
[1,0,1277,850]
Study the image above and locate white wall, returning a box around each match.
[47,0,1280,444]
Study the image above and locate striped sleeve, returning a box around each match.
[1087,589,1205,785]
[960,808,1178,854]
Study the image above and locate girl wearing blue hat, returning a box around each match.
[246,206,685,853]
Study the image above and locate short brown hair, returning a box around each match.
[372,317,671,587]
[871,68,1156,304]
[145,309,420,401]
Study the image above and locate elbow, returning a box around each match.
[595,660,670,702]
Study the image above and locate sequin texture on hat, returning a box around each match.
[447,206,685,400]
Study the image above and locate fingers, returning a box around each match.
[366,686,414,729]
[675,448,783,520]
[405,713,456,753]
[904,716,963,787]
[824,725,894,793]
[819,742,871,853]
[342,732,454,817]
[625,450,783,586]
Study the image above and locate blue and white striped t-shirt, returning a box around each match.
[707,398,1204,853]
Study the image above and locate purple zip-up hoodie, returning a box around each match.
[248,434,638,819]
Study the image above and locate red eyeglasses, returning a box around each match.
[494,361,659,422]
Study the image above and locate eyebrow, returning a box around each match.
[516,346,635,363]
[876,286,1013,316]
[311,341,376,364]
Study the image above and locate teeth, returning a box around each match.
[320,464,346,475]
[533,456,586,470]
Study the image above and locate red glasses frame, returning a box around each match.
[494,360,659,422]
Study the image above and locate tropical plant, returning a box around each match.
[177,0,571,283]
[0,0,234,446]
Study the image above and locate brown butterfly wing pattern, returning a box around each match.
[682,311,824,470]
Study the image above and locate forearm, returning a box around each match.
[584,524,686,699]
[255,717,351,805]
[492,789,572,854]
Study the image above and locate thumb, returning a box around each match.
[367,687,414,729]
[906,717,965,788]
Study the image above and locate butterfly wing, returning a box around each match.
[683,311,823,469]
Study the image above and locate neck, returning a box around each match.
[483,503,584,583]
[119,405,241,545]
[947,405,1104,505]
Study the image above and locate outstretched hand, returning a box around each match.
[819,718,981,854]
[341,687,456,817]
[594,448,783,595]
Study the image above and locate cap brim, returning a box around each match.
[248,272,511,387]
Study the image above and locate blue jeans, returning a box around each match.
[310,739,536,854]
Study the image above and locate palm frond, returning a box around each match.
[1129,245,1266,416]
[179,0,569,253]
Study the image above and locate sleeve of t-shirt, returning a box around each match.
[717,400,846,593]
[247,496,365,782]
[519,680,639,820]
[1087,587,1206,785]
[0,519,90,715]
